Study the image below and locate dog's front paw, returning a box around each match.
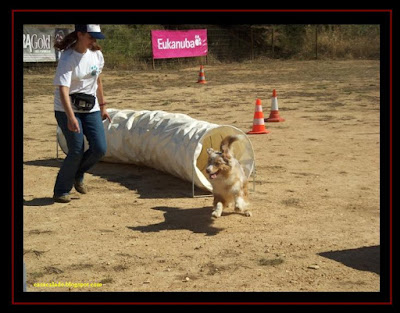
[212,211,221,218]
[235,205,252,217]
[244,211,252,217]
[235,197,248,212]
[212,203,223,218]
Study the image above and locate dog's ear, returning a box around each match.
[207,148,214,155]
[221,147,232,162]
[222,153,232,162]
[220,135,238,152]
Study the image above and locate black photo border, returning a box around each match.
[8,8,394,309]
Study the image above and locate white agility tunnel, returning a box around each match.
[57,109,255,194]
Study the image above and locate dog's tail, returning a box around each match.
[220,135,243,158]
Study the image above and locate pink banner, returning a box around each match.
[151,29,208,59]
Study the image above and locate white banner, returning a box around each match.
[23,26,72,62]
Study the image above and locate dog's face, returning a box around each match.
[206,148,232,180]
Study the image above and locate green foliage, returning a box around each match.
[98,25,380,69]
[101,25,165,69]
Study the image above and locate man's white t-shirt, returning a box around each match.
[54,49,104,113]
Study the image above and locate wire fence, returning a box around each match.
[100,25,276,69]
[101,24,380,69]
[23,24,380,70]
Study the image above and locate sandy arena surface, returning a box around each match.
[23,60,380,293]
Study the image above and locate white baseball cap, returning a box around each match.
[75,24,105,39]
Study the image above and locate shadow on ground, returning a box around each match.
[127,206,223,236]
[24,158,211,199]
[319,245,380,275]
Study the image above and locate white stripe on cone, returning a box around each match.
[253,118,265,125]
[271,97,279,111]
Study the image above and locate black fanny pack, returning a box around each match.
[70,93,96,111]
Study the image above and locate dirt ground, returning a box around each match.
[23,60,380,294]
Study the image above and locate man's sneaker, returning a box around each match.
[53,194,71,203]
[74,181,88,194]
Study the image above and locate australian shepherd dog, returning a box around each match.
[206,135,251,218]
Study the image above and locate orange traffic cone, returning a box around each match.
[247,99,270,134]
[197,65,207,84]
[265,89,285,122]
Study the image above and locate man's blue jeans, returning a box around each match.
[54,111,107,197]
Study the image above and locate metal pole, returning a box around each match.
[252,164,256,192]
[315,25,318,60]
[192,162,195,198]
[151,30,155,70]
[271,26,275,58]
[250,27,254,60]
